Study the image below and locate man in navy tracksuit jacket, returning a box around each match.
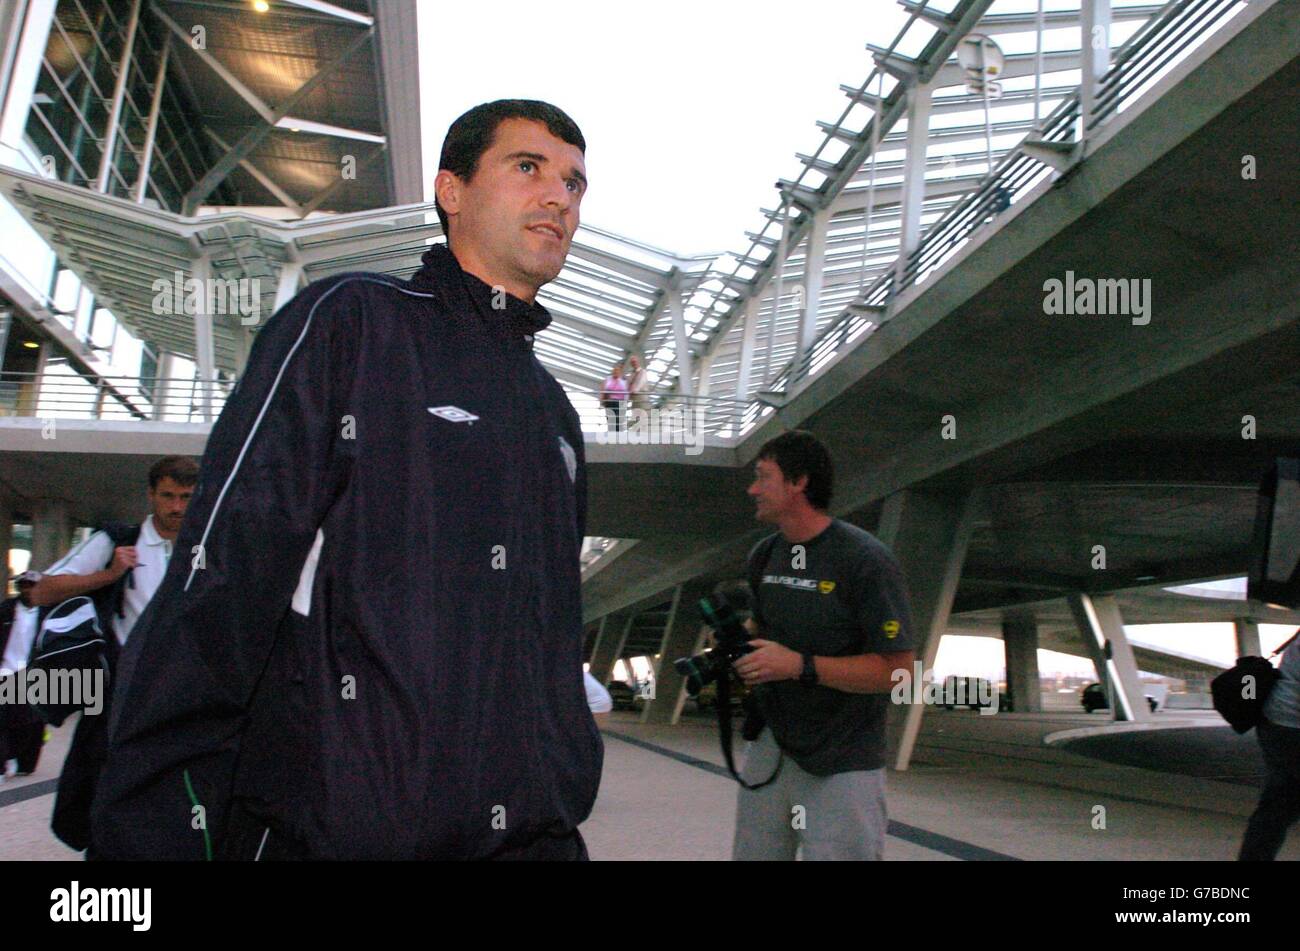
[90,101,602,860]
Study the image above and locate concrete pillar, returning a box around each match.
[639,585,683,724]
[1234,616,1262,658]
[585,615,608,668]
[0,0,57,155]
[797,207,828,374]
[192,254,216,422]
[151,350,176,420]
[891,79,936,296]
[1067,592,1152,722]
[668,272,693,398]
[30,498,72,572]
[588,614,632,685]
[643,584,713,725]
[1002,609,1042,712]
[0,494,13,591]
[1080,0,1112,134]
[876,488,977,769]
[733,296,760,418]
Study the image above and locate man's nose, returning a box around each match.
[540,174,573,212]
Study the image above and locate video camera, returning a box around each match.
[673,583,754,696]
[673,581,782,790]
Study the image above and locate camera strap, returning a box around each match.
[718,670,782,790]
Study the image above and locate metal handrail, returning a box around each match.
[0,373,753,441]
[740,0,1253,422]
[577,389,751,440]
[0,371,231,422]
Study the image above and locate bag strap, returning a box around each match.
[98,522,142,622]
[747,533,780,609]
[717,666,783,791]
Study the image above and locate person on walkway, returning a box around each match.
[1240,631,1300,860]
[600,362,628,432]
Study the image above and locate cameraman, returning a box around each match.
[732,430,916,860]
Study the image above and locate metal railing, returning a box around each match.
[0,372,751,443]
[575,390,751,442]
[745,0,1252,416]
[0,371,231,422]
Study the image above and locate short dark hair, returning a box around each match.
[149,455,198,489]
[435,99,586,238]
[757,430,833,511]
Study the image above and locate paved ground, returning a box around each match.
[1057,726,1265,787]
[2,707,1293,861]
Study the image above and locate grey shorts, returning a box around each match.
[731,728,887,861]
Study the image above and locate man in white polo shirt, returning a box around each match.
[25,455,197,852]
[28,456,196,645]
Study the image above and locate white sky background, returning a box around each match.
[417,0,910,255]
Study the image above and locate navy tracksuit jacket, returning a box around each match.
[90,244,603,859]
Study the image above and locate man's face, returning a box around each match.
[747,457,805,524]
[148,476,193,535]
[437,118,587,299]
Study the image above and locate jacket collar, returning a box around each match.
[411,243,553,338]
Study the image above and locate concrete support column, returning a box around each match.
[1081,0,1112,135]
[30,498,72,572]
[668,272,693,398]
[191,254,217,421]
[1002,609,1042,712]
[1234,616,1262,659]
[891,79,935,297]
[151,349,176,420]
[585,616,608,668]
[733,296,759,401]
[0,494,14,590]
[1067,592,1152,722]
[876,488,977,769]
[642,584,711,725]
[797,207,829,373]
[588,614,632,685]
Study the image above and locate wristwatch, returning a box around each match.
[799,652,818,686]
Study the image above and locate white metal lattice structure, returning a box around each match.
[0,169,709,398]
[0,0,1264,438]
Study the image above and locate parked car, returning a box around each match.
[607,680,638,711]
[941,675,997,712]
[1080,682,1159,713]
[691,681,746,715]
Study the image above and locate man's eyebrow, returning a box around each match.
[504,151,587,187]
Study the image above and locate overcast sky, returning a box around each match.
[417,0,910,256]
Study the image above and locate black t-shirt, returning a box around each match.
[749,519,917,775]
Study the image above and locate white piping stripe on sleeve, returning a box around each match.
[43,530,112,576]
[184,279,436,592]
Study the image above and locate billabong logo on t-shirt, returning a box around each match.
[883,620,901,639]
[818,580,836,594]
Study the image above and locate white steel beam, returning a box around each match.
[892,80,936,295]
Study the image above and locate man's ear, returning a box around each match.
[791,474,810,498]
[434,169,462,219]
